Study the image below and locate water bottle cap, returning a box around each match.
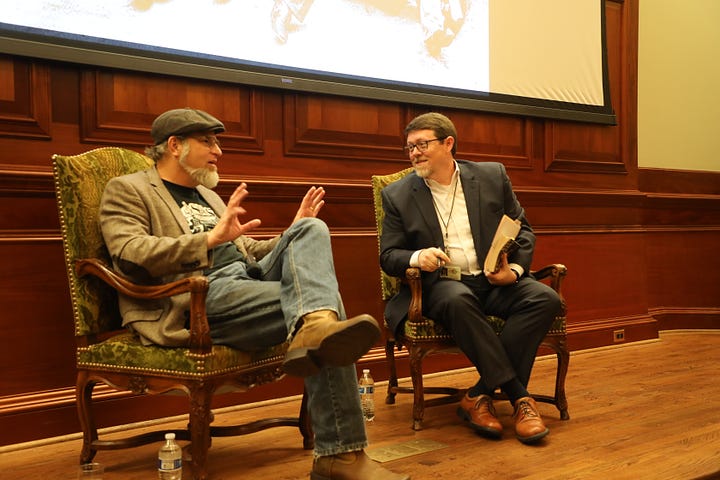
[362,369,370,374]
[165,433,175,440]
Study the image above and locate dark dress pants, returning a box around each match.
[423,275,560,389]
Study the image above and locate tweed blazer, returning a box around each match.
[99,167,279,346]
[379,160,536,333]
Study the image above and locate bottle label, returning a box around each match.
[358,386,374,394]
[158,459,182,470]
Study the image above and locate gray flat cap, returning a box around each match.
[151,108,225,144]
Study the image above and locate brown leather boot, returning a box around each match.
[513,396,549,444]
[282,311,380,377]
[311,450,410,480]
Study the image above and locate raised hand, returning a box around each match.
[292,186,325,224]
[207,183,261,248]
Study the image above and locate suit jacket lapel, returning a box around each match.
[459,163,484,252]
[410,173,446,248]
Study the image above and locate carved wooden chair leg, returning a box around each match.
[538,336,570,420]
[77,373,98,464]
[409,345,428,431]
[553,336,570,420]
[188,385,213,480]
[385,337,399,405]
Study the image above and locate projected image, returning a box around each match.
[266,0,469,58]
[6,0,489,94]
[0,0,614,123]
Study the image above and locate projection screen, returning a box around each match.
[0,0,615,124]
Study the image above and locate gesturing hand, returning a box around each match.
[292,186,325,224]
[207,183,261,248]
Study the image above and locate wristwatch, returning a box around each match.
[510,268,520,283]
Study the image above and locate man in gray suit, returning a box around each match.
[379,112,561,444]
[100,108,408,480]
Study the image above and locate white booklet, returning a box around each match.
[483,215,521,274]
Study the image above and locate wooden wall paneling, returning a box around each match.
[527,230,657,350]
[0,56,51,140]
[331,231,386,328]
[517,188,646,228]
[79,70,264,153]
[543,232,650,321]
[282,93,409,166]
[645,229,720,310]
[0,239,76,396]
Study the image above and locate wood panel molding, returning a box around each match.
[0,167,53,195]
[282,94,409,160]
[0,384,128,417]
[639,167,720,195]
[0,57,51,139]
[79,70,264,152]
[649,307,720,330]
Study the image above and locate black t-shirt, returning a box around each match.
[163,180,244,273]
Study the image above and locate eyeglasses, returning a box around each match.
[403,137,445,154]
[182,134,222,149]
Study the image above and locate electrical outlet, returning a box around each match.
[613,329,625,342]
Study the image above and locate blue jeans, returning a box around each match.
[205,218,368,456]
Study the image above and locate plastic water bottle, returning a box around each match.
[158,432,182,480]
[358,369,375,422]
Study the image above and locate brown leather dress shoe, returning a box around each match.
[311,450,409,480]
[456,393,502,438]
[283,311,381,377]
[513,396,549,444]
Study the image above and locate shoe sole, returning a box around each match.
[282,316,381,377]
[517,428,549,444]
[456,407,502,439]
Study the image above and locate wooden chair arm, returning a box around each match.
[530,263,567,294]
[404,267,425,325]
[75,258,213,354]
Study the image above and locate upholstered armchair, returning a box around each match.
[53,147,312,480]
[371,168,569,430]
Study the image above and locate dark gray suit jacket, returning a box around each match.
[379,160,536,333]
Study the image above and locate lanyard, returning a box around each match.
[430,174,459,254]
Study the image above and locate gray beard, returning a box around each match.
[179,152,219,189]
[413,165,431,178]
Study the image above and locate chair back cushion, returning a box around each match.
[371,167,414,301]
[53,147,154,337]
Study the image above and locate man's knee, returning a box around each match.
[427,285,479,324]
[291,216,329,235]
[540,285,562,316]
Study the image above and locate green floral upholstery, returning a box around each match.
[53,146,291,378]
[77,332,288,377]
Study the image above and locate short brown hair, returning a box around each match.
[404,112,457,155]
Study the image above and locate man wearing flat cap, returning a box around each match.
[99,108,408,480]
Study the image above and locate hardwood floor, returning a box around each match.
[1,330,718,480]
